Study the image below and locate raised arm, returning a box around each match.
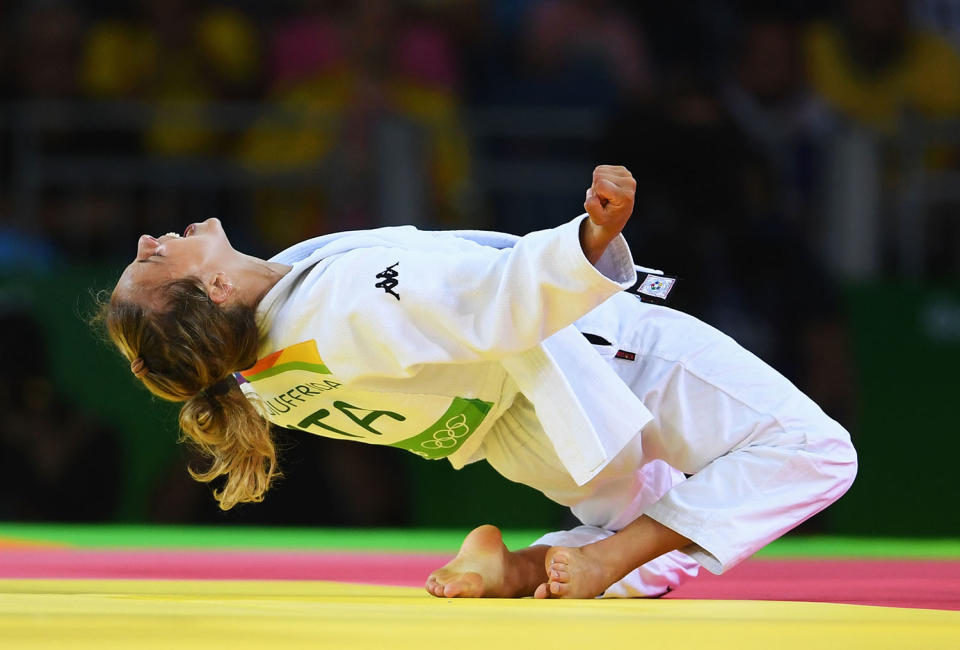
[579,165,637,264]
[281,166,639,378]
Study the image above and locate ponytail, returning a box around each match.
[96,278,281,510]
[179,380,278,510]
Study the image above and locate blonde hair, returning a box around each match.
[96,278,280,510]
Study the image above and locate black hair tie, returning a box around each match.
[202,374,237,407]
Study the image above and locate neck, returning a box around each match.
[233,254,292,309]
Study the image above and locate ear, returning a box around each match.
[207,272,234,305]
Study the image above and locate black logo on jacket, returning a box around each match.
[375,262,400,300]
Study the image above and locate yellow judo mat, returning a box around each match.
[2,579,958,650]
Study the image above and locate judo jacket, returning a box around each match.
[239,215,654,485]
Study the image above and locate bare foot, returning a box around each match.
[425,525,543,598]
[533,545,612,599]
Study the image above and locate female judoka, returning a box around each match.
[99,165,856,599]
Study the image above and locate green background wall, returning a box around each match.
[827,282,960,536]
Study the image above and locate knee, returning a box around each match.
[837,429,858,493]
[811,420,858,498]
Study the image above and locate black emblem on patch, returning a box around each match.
[375,262,400,300]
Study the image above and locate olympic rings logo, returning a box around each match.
[421,413,471,449]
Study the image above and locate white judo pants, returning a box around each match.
[483,299,858,598]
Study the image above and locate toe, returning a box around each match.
[443,581,462,598]
[549,568,570,582]
[549,580,568,597]
[427,574,448,595]
[534,583,550,599]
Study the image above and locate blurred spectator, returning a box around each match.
[14,1,83,100]
[806,0,960,131]
[600,72,855,427]
[911,0,960,51]
[722,16,832,229]
[0,4,10,101]
[807,0,960,279]
[458,1,655,236]
[5,1,123,264]
[0,305,123,521]
[239,0,476,248]
[0,4,10,212]
[524,0,655,105]
[601,72,760,282]
[633,1,741,84]
[46,191,142,261]
[466,0,653,109]
[81,0,263,156]
[71,1,266,261]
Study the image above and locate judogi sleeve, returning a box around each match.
[296,215,636,377]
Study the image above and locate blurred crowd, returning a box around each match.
[2,0,960,524]
[2,0,959,263]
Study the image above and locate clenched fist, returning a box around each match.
[579,165,636,264]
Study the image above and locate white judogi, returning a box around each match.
[240,215,857,597]
[248,215,649,485]
[482,292,857,596]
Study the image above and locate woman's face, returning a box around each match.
[113,218,236,307]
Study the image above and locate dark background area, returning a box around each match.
[1,0,958,536]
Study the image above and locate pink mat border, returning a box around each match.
[1,549,957,611]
